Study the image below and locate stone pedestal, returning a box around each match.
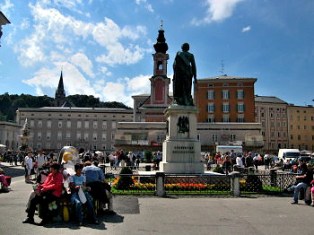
[159,105,204,174]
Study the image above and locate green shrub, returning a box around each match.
[116,167,133,190]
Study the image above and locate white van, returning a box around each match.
[277,149,300,163]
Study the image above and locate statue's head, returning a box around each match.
[181,43,190,52]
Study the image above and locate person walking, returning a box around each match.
[24,151,33,183]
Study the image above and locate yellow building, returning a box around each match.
[288,105,314,151]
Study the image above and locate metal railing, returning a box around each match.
[106,167,298,197]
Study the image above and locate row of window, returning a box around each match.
[290,145,314,150]
[33,142,115,152]
[207,103,245,113]
[260,121,287,128]
[207,115,245,123]
[26,113,127,118]
[207,90,244,100]
[34,131,115,142]
[290,116,314,121]
[290,125,314,130]
[210,134,237,142]
[290,135,314,141]
[258,112,287,118]
[28,120,117,129]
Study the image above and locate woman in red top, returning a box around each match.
[23,162,63,226]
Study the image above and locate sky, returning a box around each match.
[0,0,314,108]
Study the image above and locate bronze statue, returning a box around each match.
[173,43,197,106]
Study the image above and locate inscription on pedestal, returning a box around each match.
[172,146,194,154]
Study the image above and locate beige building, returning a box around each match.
[16,107,133,152]
[287,105,314,151]
[255,95,289,152]
[0,121,22,150]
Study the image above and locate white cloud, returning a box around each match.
[21,4,148,67]
[70,53,95,78]
[23,67,59,90]
[127,74,150,94]
[91,74,151,107]
[23,62,96,98]
[95,44,146,66]
[99,66,112,77]
[14,29,47,66]
[53,0,82,10]
[14,1,151,106]
[23,62,151,108]
[62,63,96,96]
[192,0,244,25]
[242,25,251,32]
[20,18,30,30]
[1,0,14,14]
[135,0,154,13]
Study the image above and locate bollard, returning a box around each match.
[155,172,166,197]
[229,172,241,197]
[270,169,277,187]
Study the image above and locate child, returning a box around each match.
[69,163,99,226]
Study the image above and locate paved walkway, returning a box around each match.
[0,162,313,235]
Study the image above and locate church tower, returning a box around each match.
[150,22,171,105]
[54,70,66,107]
[132,23,172,122]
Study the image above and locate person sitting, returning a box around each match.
[69,163,99,226]
[288,160,313,205]
[23,162,63,225]
[0,168,10,192]
[82,161,114,214]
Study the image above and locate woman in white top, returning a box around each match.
[24,152,33,183]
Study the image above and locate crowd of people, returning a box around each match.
[21,148,115,226]
[204,150,274,174]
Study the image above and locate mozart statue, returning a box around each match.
[173,43,197,106]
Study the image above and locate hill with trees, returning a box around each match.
[0,93,131,122]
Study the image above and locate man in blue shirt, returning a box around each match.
[82,161,114,214]
[83,161,104,183]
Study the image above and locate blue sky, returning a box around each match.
[1,0,314,107]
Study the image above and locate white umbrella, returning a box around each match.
[0,144,6,148]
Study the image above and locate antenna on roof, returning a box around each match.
[160,20,163,30]
[219,60,225,75]
[219,60,227,76]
